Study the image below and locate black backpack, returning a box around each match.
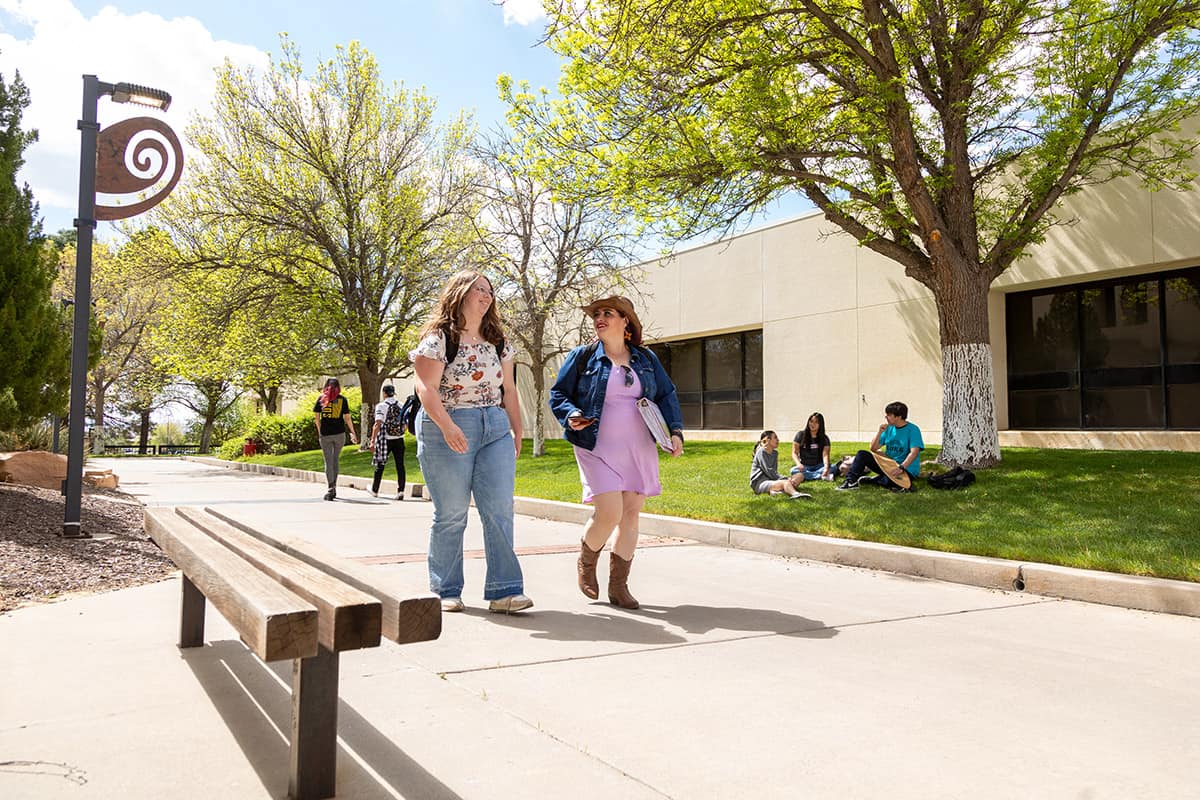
[400,392,421,435]
[927,465,976,490]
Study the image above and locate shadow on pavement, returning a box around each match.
[479,608,690,644]
[636,604,839,638]
[479,604,838,643]
[184,640,463,800]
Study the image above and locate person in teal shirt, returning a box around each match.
[836,401,924,491]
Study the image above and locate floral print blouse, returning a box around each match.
[410,331,515,409]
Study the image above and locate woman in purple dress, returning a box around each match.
[549,296,684,609]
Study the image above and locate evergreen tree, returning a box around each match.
[0,68,69,430]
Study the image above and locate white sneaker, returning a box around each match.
[394,492,404,501]
[369,489,378,497]
[488,594,533,614]
[440,597,465,613]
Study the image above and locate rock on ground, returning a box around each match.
[0,450,68,490]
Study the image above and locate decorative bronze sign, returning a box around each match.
[95,116,184,220]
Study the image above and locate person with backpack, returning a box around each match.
[312,378,358,501]
[368,384,406,500]
[410,270,531,615]
[549,296,684,610]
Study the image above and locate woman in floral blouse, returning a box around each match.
[410,270,531,615]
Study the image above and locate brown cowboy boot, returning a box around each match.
[607,552,639,609]
[577,540,601,599]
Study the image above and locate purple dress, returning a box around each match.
[574,366,661,503]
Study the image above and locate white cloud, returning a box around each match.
[0,0,269,232]
[501,0,547,26]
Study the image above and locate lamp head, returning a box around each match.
[111,82,171,111]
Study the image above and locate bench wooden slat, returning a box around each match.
[145,509,319,662]
[203,506,441,645]
[175,506,383,653]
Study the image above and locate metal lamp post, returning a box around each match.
[62,76,174,538]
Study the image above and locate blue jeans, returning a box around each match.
[416,406,524,601]
[790,464,828,481]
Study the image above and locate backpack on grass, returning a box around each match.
[927,465,976,490]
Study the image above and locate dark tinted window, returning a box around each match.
[1007,267,1199,430]
[651,330,762,429]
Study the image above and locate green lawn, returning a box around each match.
[246,440,1200,582]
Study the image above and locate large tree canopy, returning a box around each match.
[508,0,1200,465]
[155,38,481,431]
[0,68,69,430]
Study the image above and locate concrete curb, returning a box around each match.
[185,456,1200,618]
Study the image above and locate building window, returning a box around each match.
[1005,266,1200,430]
[649,330,763,429]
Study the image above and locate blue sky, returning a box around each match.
[1,0,809,240]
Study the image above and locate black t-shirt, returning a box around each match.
[314,395,352,436]
[792,431,830,468]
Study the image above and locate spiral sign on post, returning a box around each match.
[94,116,184,220]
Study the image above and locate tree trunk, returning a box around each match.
[137,409,152,454]
[932,263,1001,467]
[532,362,547,457]
[89,371,108,454]
[357,366,383,448]
[256,385,280,415]
[199,411,216,453]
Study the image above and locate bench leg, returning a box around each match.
[179,575,206,648]
[288,646,339,800]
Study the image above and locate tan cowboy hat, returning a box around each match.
[580,296,643,345]
[869,451,913,490]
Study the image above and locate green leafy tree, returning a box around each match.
[155,38,482,439]
[54,232,166,441]
[0,68,69,430]
[472,127,644,456]
[510,0,1200,466]
[177,377,243,453]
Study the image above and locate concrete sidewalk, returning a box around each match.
[2,457,1198,799]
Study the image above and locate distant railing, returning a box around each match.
[102,443,202,455]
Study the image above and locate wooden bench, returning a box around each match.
[144,505,441,800]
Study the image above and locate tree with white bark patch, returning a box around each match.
[508,0,1200,466]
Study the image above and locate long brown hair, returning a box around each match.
[420,270,506,348]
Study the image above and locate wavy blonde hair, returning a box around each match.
[420,270,506,348]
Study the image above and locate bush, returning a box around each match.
[218,385,364,458]
[0,418,54,451]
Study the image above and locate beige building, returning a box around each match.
[548,166,1200,452]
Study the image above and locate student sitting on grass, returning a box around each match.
[790,411,833,482]
[751,431,811,499]
[837,401,924,492]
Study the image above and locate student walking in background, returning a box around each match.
[550,296,684,610]
[753,431,811,499]
[313,378,357,501]
[369,384,406,500]
[411,270,531,615]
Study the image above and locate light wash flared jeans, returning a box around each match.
[416,406,524,601]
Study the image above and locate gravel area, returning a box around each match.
[0,482,174,613]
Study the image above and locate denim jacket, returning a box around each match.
[549,341,684,451]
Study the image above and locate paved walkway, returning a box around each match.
[2,457,1198,799]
